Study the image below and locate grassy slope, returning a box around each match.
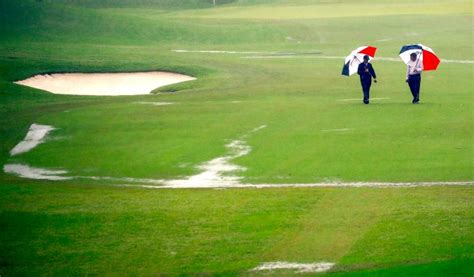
[0,0,473,275]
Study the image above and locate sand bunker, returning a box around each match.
[15,72,195,96]
[10,124,55,156]
[251,262,335,273]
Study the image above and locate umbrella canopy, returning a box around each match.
[341,46,377,76]
[399,44,440,71]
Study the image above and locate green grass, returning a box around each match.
[0,0,473,275]
[1,184,473,275]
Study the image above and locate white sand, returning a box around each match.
[15,72,195,96]
[251,262,335,273]
[4,164,71,181]
[10,124,55,156]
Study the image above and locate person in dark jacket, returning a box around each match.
[357,55,377,104]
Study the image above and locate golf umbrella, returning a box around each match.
[399,44,440,71]
[341,46,377,76]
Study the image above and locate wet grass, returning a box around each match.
[0,0,473,275]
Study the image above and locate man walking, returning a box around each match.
[357,55,377,104]
[406,52,423,104]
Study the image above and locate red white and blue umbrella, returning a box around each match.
[341,46,377,76]
[399,44,440,71]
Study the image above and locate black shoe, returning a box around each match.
[364,100,369,104]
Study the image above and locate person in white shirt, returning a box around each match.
[406,52,423,104]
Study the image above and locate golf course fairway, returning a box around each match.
[0,0,473,275]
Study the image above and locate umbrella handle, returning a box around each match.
[414,52,422,69]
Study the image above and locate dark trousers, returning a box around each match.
[408,74,421,102]
[360,78,371,103]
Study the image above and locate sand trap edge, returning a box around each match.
[14,71,196,96]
